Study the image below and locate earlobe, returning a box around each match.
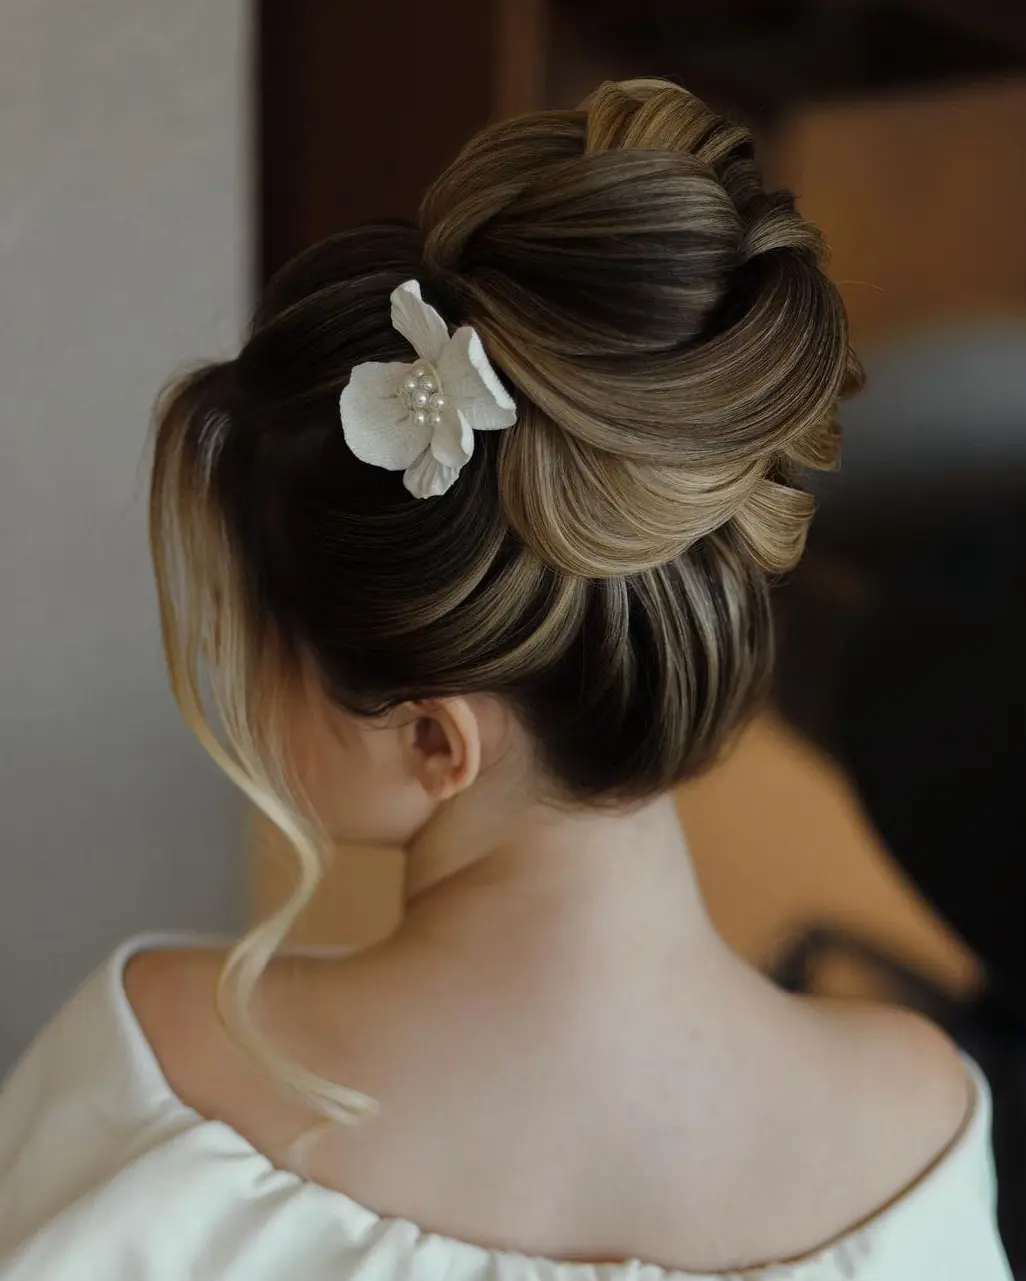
[410,698,482,800]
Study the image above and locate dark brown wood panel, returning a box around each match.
[259,0,547,281]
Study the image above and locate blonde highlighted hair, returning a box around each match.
[150,79,861,1120]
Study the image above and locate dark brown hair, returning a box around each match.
[150,79,859,1117]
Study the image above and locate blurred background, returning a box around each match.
[3,0,1026,1266]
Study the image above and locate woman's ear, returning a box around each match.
[405,698,483,801]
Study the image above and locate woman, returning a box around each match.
[0,80,1010,1278]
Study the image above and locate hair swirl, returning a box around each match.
[418,79,859,578]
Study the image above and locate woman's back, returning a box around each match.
[132,947,969,1271]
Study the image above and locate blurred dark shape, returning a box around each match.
[259,0,508,279]
[779,322,1026,987]
[823,324,1026,505]
[836,497,1026,1000]
[838,500,1026,1267]
[774,324,1026,1268]
[555,0,1026,119]
[782,322,1026,748]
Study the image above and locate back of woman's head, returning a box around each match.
[152,78,860,820]
[151,78,860,1118]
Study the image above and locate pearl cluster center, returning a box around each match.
[401,362,447,430]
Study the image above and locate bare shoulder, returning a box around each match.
[123,946,231,1111]
[122,944,334,1159]
[699,995,975,1264]
[834,1001,970,1134]
[807,998,972,1201]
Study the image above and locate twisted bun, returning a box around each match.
[420,79,860,577]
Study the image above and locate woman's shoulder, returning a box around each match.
[121,936,353,1167]
[121,939,231,1106]
[780,996,979,1232]
[0,932,244,1154]
[816,996,973,1159]
[122,938,292,1147]
[0,936,205,1260]
[0,936,340,1278]
[768,998,1006,1271]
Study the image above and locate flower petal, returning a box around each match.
[403,448,460,499]
[390,281,449,364]
[339,361,429,470]
[436,327,518,432]
[430,408,474,469]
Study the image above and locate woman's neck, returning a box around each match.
[396,789,718,966]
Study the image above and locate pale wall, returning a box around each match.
[0,1,251,1066]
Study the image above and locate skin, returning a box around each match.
[127,667,971,1272]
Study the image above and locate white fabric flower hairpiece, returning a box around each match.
[338,280,517,499]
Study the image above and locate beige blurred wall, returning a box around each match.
[771,77,1026,347]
